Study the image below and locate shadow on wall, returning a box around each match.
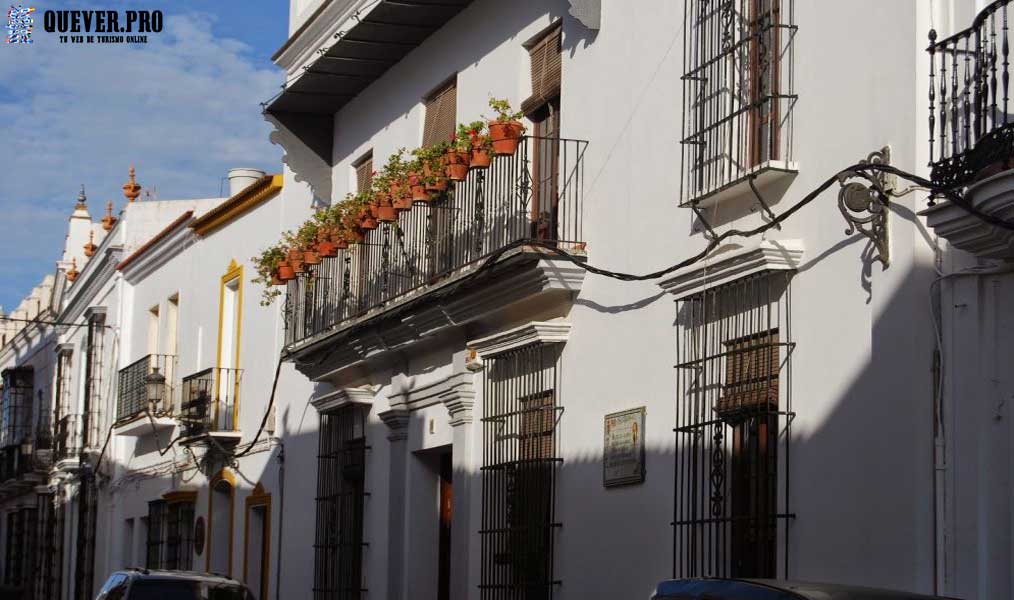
[93,259,944,599]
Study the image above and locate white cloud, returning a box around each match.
[0,11,282,308]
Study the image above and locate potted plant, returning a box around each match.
[461,121,493,169]
[487,97,526,156]
[283,232,306,273]
[414,143,450,193]
[313,208,339,256]
[252,244,288,305]
[296,220,321,265]
[445,132,471,181]
[344,192,376,230]
[406,157,431,202]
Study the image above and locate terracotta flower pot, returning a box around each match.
[394,194,413,211]
[408,172,429,202]
[489,121,524,155]
[424,163,448,192]
[376,204,397,222]
[470,146,491,169]
[358,208,378,230]
[276,261,296,281]
[445,150,470,181]
[287,248,303,263]
[335,237,350,250]
[318,239,337,257]
[292,259,306,274]
[346,227,366,243]
[303,250,321,265]
[271,275,285,286]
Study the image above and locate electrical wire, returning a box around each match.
[232,356,284,459]
[471,162,1014,283]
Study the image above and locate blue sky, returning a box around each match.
[0,1,289,311]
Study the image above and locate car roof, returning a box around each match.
[115,569,243,586]
[653,578,955,600]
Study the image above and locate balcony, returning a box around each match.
[284,135,587,349]
[178,367,243,445]
[116,354,178,423]
[923,0,1014,258]
[928,0,1014,189]
[54,414,83,466]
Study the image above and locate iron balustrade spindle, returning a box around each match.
[928,0,1014,189]
[285,136,587,346]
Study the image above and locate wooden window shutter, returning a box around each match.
[718,330,780,415]
[522,24,562,115]
[422,79,457,147]
[354,153,373,194]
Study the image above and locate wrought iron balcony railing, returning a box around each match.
[54,414,83,462]
[285,135,587,346]
[179,367,243,436]
[116,354,178,422]
[929,0,1014,188]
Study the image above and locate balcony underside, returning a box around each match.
[922,166,1014,258]
[288,247,586,381]
[114,414,176,438]
[268,0,475,164]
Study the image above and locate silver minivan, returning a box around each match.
[95,569,254,600]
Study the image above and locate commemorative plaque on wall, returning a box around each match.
[603,407,646,487]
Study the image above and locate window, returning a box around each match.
[165,294,180,399]
[422,77,457,147]
[680,0,795,204]
[123,518,135,568]
[521,24,562,115]
[244,485,271,600]
[0,368,33,448]
[673,271,793,578]
[85,313,106,447]
[4,508,37,587]
[208,475,235,577]
[481,344,561,600]
[145,497,195,570]
[147,305,160,356]
[217,262,243,432]
[313,405,367,600]
[353,152,373,195]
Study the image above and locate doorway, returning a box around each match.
[437,452,453,600]
[209,478,234,576]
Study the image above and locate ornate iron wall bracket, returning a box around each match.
[838,147,893,267]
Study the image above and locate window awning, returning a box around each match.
[266,0,475,164]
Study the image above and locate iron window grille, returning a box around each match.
[680,0,796,205]
[116,354,177,422]
[4,507,37,589]
[73,473,98,600]
[34,491,58,600]
[164,500,196,570]
[673,271,795,579]
[313,404,369,600]
[0,368,34,449]
[927,0,1014,188]
[146,500,166,569]
[480,343,562,600]
[83,317,105,448]
[284,136,587,347]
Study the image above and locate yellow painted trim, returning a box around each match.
[206,469,237,576]
[215,260,244,430]
[192,175,283,236]
[243,483,272,599]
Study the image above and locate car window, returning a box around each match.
[96,574,128,600]
[203,583,255,600]
[127,580,200,600]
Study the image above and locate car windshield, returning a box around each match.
[128,580,199,600]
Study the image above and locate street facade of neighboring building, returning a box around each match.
[0,2,1012,600]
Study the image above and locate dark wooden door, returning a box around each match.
[438,452,453,600]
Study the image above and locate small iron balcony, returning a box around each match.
[54,414,83,463]
[928,0,1014,188]
[284,135,588,347]
[179,367,243,439]
[116,353,178,422]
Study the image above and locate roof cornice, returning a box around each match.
[190,174,283,236]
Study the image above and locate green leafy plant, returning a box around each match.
[458,121,492,152]
[251,244,287,306]
[487,97,524,123]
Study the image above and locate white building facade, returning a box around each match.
[1,2,1012,600]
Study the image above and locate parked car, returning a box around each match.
[652,579,958,599]
[95,569,254,600]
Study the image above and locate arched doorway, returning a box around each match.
[207,471,235,576]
